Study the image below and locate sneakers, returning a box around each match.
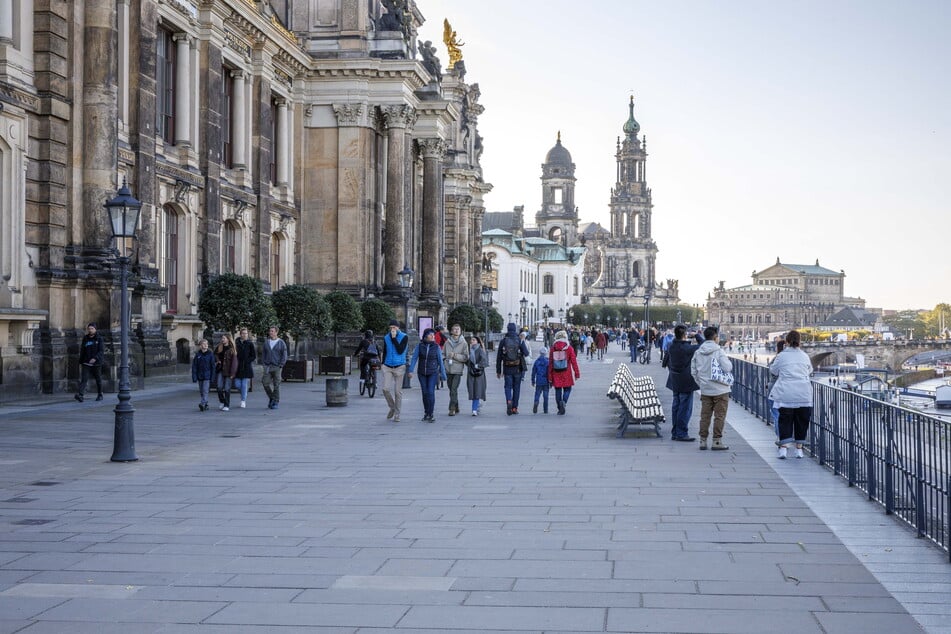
[711,439,729,451]
[506,401,513,416]
[699,438,708,450]
[387,408,395,420]
[511,407,518,415]
[222,406,230,412]
[198,403,206,411]
[471,411,478,416]
[74,394,84,403]
[778,446,788,459]
[795,448,804,459]
[219,404,226,411]
[95,394,103,401]
[240,401,246,409]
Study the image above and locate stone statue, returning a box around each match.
[443,19,464,69]
[379,0,408,36]
[482,253,492,272]
[419,40,442,80]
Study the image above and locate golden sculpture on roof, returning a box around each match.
[443,19,464,69]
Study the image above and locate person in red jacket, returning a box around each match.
[547,329,581,415]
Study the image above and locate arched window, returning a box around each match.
[162,206,179,312]
[543,274,554,294]
[222,221,238,274]
[633,261,640,278]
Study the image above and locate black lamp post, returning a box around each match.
[519,296,528,328]
[557,307,564,324]
[644,291,652,330]
[106,179,141,462]
[543,304,551,327]
[398,265,414,389]
[481,285,493,340]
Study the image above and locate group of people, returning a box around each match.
[662,325,813,457]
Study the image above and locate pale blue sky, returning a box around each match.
[417,0,950,310]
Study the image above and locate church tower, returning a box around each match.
[536,132,579,246]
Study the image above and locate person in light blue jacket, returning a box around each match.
[769,330,814,459]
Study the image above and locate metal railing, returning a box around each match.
[731,358,951,560]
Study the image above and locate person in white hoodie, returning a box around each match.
[768,330,813,459]
[690,326,733,451]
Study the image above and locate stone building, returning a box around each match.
[582,97,679,308]
[706,258,867,340]
[0,0,489,398]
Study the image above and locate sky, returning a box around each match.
[416,0,950,311]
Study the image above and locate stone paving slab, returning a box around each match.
[0,346,941,632]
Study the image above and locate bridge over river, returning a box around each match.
[801,339,951,370]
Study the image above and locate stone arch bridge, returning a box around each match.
[801,340,951,370]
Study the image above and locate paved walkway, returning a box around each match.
[0,345,946,633]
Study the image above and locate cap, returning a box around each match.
[388,319,400,327]
[87,322,97,329]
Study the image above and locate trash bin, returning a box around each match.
[326,377,348,407]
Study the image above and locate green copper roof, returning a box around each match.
[622,96,640,136]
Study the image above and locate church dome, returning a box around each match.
[545,132,573,166]
[622,96,640,136]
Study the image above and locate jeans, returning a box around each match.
[197,379,210,406]
[262,365,281,404]
[381,364,406,417]
[418,373,438,417]
[446,373,463,412]
[471,398,480,413]
[533,384,550,411]
[670,391,695,439]
[699,393,730,440]
[768,398,780,439]
[234,377,251,402]
[555,386,573,407]
[78,363,103,396]
[503,371,524,409]
[216,375,232,408]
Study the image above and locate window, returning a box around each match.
[553,188,563,204]
[156,27,177,144]
[163,207,179,312]
[543,274,554,294]
[269,99,279,185]
[633,261,640,278]
[222,66,233,167]
[573,276,579,295]
[270,233,282,290]
[223,221,237,273]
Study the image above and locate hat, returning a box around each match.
[538,347,548,356]
[87,322,97,329]
[506,322,518,335]
[422,328,436,339]
[388,319,400,327]
[555,330,568,341]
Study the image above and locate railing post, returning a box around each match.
[884,408,894,515]
[832,390,841,476]
[816,387,826,466]
[866,398,876,501]
[845,394,855,487]
[915,414,925,537]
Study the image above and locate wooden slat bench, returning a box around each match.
[606,364,665,438]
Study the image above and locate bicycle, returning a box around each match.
[359,356,379,398]
[638,344,651,365]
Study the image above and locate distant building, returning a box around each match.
[820,306,882,333]
[706,258,866,340]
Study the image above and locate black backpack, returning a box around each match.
[502,337,521,367]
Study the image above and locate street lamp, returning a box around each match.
[557,307,564,323]
[398,265,414,389]
[644,291,652,330]
[481,285,493,341]
[519,296,528,328]
[543,304,551,326]
[106,178,142,462]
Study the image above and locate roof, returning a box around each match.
[821,306,878,329]
[482,212,518,232]
[781,262,841,276]
[545,136,573,167]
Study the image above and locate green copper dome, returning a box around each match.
[622,96,640,136]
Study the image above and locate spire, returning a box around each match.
[622,95,640,137]
[557,130,561,143]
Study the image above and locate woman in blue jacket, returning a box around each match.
[191,339,215,411]
[409,328,447,422]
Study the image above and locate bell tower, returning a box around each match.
[536,132,579,246]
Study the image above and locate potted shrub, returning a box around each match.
[320,291,365,375]
[272,284,333,381]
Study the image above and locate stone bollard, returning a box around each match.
[325,377,348,407]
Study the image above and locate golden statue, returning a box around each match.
[443,19,464,69]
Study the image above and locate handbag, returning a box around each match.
[710,355,734,387]
[468,361,484,377]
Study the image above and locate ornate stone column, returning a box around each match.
[275,98,289,184]
[418,139,446,297]
[456,197,471,302]
[230,70,246,169]
[173,33,191,147]
[381,105,416,289]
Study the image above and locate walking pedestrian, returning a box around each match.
[260,326,288,410]
[665,325,703,441]
[234,327,256,409]
[548,330,580,415]
[214,333,238,411]
[75,322,104,402]
[191,338,215,411]
[496,322,530,415]
[690,326,733,450]
[442,323,469,416]
[531,347,550,414]
[409,328,446,422]
[466,335,489,415]
[595,330,607,360]
[381,319,409,422]
[769,330,813,459]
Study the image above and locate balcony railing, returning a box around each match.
[731,358,951,560]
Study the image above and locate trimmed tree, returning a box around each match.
[198,273,276,336]
[325,291,365,354]
[447,304,483,334]
[360,298,397,335]
[271,285,334,356]
[487,307,504,334]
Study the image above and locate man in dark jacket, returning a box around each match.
[234,327,256,409]
[665,325,703,441]
[75,322,104,402]
[496,322,530,415]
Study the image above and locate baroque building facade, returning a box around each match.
[581,98,679,308]
[0,0,489,398]
[706,258,867,340]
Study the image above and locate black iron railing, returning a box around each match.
[731,358,951,560]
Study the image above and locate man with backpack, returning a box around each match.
[495,322,530,415]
